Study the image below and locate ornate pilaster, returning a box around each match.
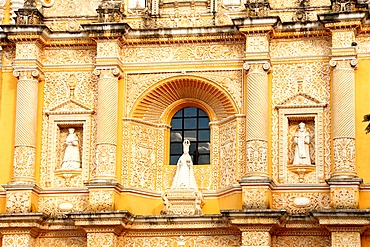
[11,69,42,184]
[237,25,274,209]
[244,62,270,178]
[323,21,363,208]
[91,67,121,183]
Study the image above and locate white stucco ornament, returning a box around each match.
[293,197,310,207]
[58,202,74,211]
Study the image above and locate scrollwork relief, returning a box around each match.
[89,190,114,211]
[273,235,331,247]
[87,233,117,247]
[38,195,88,216]
[330,187,358,209]
[242,231,270,246]
[3,234,35,247]
[332,231,360,247]
[43,48,96,65]
[37,237,86,247]
[42,0,100,17]
[219,120,237,188]
[270,38,331,58]
[6,191,32,213]
[272,192,330,214]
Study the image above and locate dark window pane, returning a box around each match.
[173,110,183,118]
[189,143,197,154]
[198,154,210,164]
[184,118,196,129]
[198,130,210,141]
[184,107,197,117]
[170,155,180,165]
[198,142,210,154]
[198,118,209,129]
[198,109,207,116]
[170,132,182,142]
[170,143,182,155]
[171,119,182,129]
[184,131,197,142]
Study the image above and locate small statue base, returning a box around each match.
[161,189,204,216]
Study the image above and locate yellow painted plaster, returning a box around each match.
[355,60,370,183]
[0,72,16,184]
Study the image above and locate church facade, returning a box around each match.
[0,0,370,246]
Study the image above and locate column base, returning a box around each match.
[326,177,362,209]
[239,177,273,209]
[85,182,120,211]
[2,183,41,213]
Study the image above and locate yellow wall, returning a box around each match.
[0,72,17,184]
[355,59,370,183]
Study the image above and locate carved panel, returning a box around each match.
[42,0,100,17]
[36,237,86,247]
[272,235,331,247]
[128,17,215,29]
[43,72,98,111]
[87,233,117,247]
[332,231,360,247]
[2,234,35,247]
[120,43,244,63]
[330,187,358,209]
[242,231,270,246]
[356,35,370,54]
[272,192,330,214]
[43,48,96,65]
[89,190,114,211]
[38,195,88,215]
[15,42,40,60]
[243,187,269,209]
[219,119,237,188]
[6,191,31,213]
[333,138,355,173]
[270,38,331,58]
[119,234,241,246]
[269,0,331,9]
[332,30,355,49]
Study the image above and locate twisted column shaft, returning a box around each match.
[330,59,357,177]
[92,68,120,182]
[244,62,270,177]
[11,69,41,184]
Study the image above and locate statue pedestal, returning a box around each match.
[287,165,315,183]
[161,189,205,216]
[55,168,82,187]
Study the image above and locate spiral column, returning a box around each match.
[91,67,121,183]
[11,69,42,184]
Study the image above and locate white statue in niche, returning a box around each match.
[61,128,81,169]
[171,139,198,189]
[293,122,312,165]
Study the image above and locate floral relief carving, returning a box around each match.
[6,191,31,213]
[270,38,331,58]
[219,120,237,188]
[331,30,355,48]
[333,138,355,173]
[246,35,269,53]
[38,195,88,216]
[42,0,100,17]
[120,43,244,63]
[247,140,268,174]
[89,190,114,211]
[120,235,240,246]
[130,124,158,190]
[43,48,96,65]
[87,233,117,247]
[43,72,98,111]
[273,235,331,247]
[330,187,358,209]
[37,237,86,247]
[242,231,270,246]
[272,192,330,214]
[13,146,35,179]
[332,232,360,247]
[128,18,215,29]
[16,42,39,59]
[243,187,268,209]
[3,234,35,247]
[97,41,120,57]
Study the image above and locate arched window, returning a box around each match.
[170,107,210,165]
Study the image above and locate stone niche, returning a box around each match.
[43,105,92,188]
[275,94,327,184]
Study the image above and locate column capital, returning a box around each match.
[243,61,271,73]
[329,58,358,69]
[13,68,44,81]
[93,66,123,79]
